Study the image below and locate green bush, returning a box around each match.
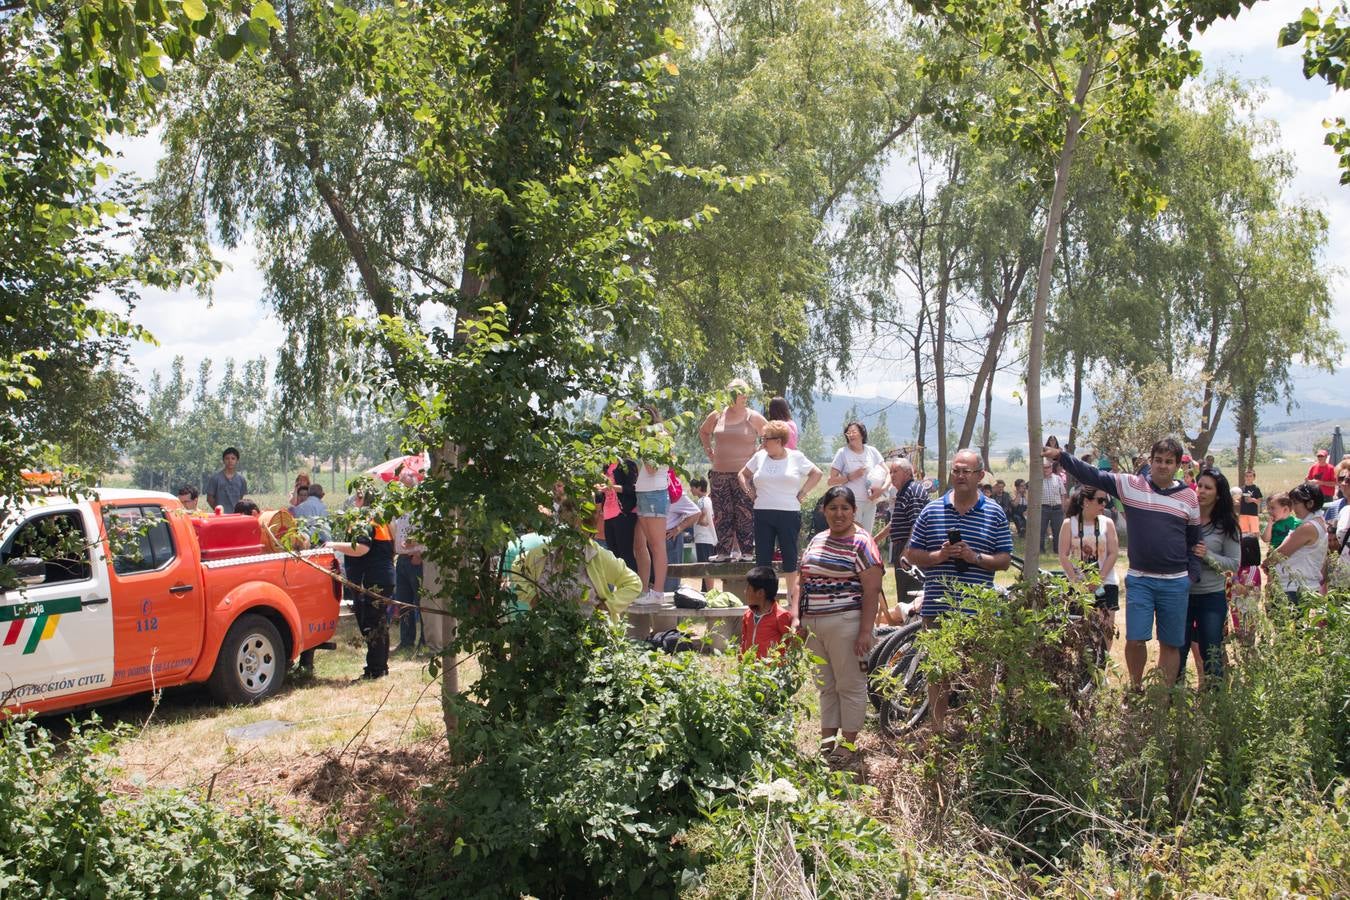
[905,580,1350,881]
[912,578,1111,863]
[682,764,911,899]
[360,605,811,897]
[1103,594,1350,845]
[0,717,341,898]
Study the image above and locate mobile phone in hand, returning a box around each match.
[948,528,968,573]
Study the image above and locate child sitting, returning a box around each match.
[1263,493,1299,551]
[740,565,794,659]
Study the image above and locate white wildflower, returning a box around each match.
[747,778,800,804]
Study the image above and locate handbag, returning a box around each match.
[667,469,684,502]
[673,585,707,609]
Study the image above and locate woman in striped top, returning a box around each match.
[798,486,883,760]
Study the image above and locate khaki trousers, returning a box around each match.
[803,609,869,732]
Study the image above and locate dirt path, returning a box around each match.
[76,619,462,830]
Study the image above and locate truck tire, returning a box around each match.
[209,613,286,705]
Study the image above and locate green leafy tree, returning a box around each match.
[311,0,751,750]
[911,0,1258,571]
[1281,3,1350,184]
[0,2,223,498]
[797,411,828,463]
[648,0,927,400]
[1084,362,1202,468]
[146,0,460,399]
[870,409,895,456]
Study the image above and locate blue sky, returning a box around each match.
[111,0,1349,405]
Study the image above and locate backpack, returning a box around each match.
[644,628,698,654]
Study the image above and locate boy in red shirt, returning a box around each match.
[740,565,795,659]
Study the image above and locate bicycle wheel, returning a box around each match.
[878,642,928,737]
[1075,631,1108,698]
[866,621,909,675]
[867,620,923,709]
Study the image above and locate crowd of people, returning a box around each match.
[180,400,1346,744]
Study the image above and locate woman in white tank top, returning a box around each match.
[1058,485,1120,649]
[1268,483,1328,605]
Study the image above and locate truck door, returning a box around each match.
[101,503,204,687]
[0,505,114,708]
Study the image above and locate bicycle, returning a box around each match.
[872,556,1109,737]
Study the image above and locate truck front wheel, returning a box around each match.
[209,614,286,705]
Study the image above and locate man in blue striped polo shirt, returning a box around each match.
[904,449,1013,729]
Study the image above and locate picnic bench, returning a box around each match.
[625,561,769,650]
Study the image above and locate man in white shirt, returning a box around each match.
[392,471,426,651]
[662,491,703,593]
[1039,459,1068,553]
[690,478,718,591]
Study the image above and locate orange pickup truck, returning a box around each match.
[1,489,340,715]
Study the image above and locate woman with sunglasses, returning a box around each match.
[1182,468,1241,685]
[1058,485,1120,650]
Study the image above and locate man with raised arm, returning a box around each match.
[1043,438,1198,691]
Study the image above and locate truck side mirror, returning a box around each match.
[10,557,46,587]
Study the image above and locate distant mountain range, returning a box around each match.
[798,365,1349,455]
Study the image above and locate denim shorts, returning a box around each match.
[1124,573,1190,647]
[635,489,669,518]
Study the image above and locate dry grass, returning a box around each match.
[64,617,470,829]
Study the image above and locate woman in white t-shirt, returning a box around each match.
[739,420,823,601]
[1058,485,1120,651]
[1267,482,1328,605]
[633,407,673,603]
[827,421,885,531]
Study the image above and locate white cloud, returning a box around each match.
[1188,0,1307,57]
[123,243,290,386]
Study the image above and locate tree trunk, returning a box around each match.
[1024,61,1095,577]
[913,304,928,476]
[1188,392,1229,461]
[980,367,993,468]
[758,358,786,404]
[956,273,1019,451]
[932,157,959,490]
[1067,351,1084,453]
[270,29,397,320]
[1235,385,1256,477]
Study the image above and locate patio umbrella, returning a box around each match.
[1331,427,1345,464]
[365,453,429,482]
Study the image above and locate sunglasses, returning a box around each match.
[1339,477,1350,484]
[1084,494,1107,503]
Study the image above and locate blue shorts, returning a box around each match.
[1124,574,1190,647]
[635,489,669,518]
